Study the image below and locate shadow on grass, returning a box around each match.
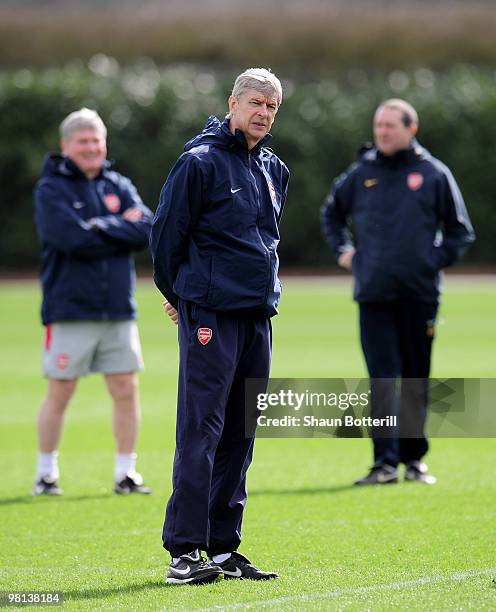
[3,484,366,506]
[64,578,165,602]
[249,483,357,496]
[0,493,113,506]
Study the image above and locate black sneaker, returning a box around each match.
[114,472,152,495]
[354,464,399,486]
[216,552,278,580]
[404,461,437,485]
[31,477,63,496]
[167,550,224,585]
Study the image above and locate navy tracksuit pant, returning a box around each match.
[359,300,438,468]
[163,300,271,558]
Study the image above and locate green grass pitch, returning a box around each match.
[0,276,495,610]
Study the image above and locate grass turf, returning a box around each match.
[0,276,495,610]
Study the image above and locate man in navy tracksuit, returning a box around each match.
[321,99,475,486]
[33,108,153,496]
[150,69,289,584]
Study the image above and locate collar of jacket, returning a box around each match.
[220,118,272,156]
[360,139,424,166]
[377,147,419,166]
[42,153,112,180]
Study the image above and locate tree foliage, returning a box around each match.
[1,63,494,269]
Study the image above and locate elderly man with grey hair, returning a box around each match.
[151,68,290,584]
[33,108,154,497]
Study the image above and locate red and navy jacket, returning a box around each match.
[34,155,153,325]
[150,116,290,317]
[321,141,475,303]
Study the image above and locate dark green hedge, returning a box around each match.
[1,63,494,270]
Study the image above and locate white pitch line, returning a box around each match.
[192,568,496,612]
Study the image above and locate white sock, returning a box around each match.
[36,451,59,481]
[115,453,137,481]
[212,553,232,564]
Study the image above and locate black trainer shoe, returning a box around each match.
[354,464,399,486]
[216,552,278,580]
[114,472,152,495]
[31,477,63,496]
[404,461,437,485]
[167,550,224,585]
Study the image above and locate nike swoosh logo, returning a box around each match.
[73,201,85,209]
[364,179,378,188]
[171,566,191,575]
[223,567,242,577]
[230,188,242,194]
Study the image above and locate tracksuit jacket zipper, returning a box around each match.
[248,151,272,306]
[88,179,109,319]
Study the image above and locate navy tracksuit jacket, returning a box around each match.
[34,155,153,324]
[151,116,289,556]
[321,142,475,467]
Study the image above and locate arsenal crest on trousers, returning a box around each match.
[56,353,69,370]
[197,327,213,346]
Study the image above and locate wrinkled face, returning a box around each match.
[228,88,279,149]
[373,107,417,156]
[61,128,107,178]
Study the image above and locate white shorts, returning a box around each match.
[42,321,144,379]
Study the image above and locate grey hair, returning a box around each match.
[376,98,419,128]
[226,68,283,118]
[59,107,107,140]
